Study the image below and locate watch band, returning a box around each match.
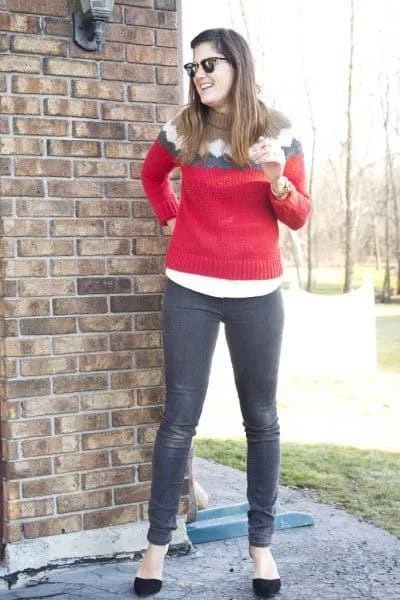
[270,176,292,199]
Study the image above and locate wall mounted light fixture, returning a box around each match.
[73,0,115,51]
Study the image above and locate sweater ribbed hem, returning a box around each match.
[165,251,283,280]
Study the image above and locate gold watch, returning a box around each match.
[271,176,292,199]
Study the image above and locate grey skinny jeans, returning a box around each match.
[147,278,284,548]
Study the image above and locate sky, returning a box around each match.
[180,0,400,168]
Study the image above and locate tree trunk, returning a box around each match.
[381,175,391,302]
[387,142,399,295]
[373,216,381,270]
[397,260,400,296]
[381,84,392,303]
[306,124,317,292]
[306,213,314,291]
[289,230,304,287]
[344,0,355,293]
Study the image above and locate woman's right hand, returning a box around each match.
[166,217,176,234]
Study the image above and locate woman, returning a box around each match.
[134,28,311,598]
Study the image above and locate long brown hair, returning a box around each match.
[178,28,269,166]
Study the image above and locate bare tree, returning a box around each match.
[381,148,391,303]
[394,165,400,295]
[295,6,318,292]
[344,0,355,292]
[382,1,400,295]
[380,76,399,301]
[305,93,317,292]
[393,168,400,294]
[238,0,250,42]
[389,94,400,295]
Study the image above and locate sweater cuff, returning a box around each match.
[156,200,179,226]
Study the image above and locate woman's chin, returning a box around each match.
[200,94,215,106]
[202,98,221,110]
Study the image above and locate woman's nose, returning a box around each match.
[194,64,207,79]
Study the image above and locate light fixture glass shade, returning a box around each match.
[80,0,91,13]
[80,0,115,17]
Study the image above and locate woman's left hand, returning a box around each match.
[249,136,286,183]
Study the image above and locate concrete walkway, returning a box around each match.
[0,456,399,599]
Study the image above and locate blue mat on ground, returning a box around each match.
[187,501,314,543]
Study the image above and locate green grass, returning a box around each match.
[195,438,400,537]
[283,265,398,295]
[376,303,400,371]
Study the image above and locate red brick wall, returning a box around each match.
[0,0,185,550]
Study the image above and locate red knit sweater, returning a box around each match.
[141,107,311,280]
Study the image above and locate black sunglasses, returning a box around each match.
[183,57,229,79]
